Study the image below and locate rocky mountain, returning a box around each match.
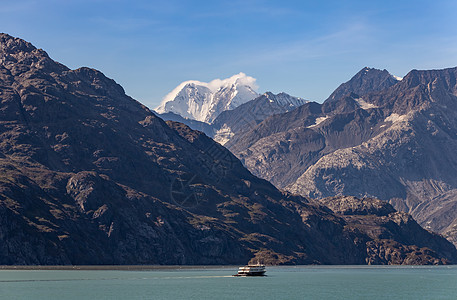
[227,66,457,246]
[1,33,455,265]
[323,67,400,111]
[225,68,400,187]
[212,92,308,144]
[154,73,258,123]
[319,196,456,265]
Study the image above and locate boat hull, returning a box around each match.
[233,272,266,277]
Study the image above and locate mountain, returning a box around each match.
[157,91,308,145]
[290,67,457,245]
[225,67,401,187]
[155,73,259,123]
[1,34,455,265]
[212,92,308,144]
[152,111,214,137]
[319,196,457,265]
[227,65,457,246]
[323,67,400,111]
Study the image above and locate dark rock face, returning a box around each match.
[211,92,308,144]
[0,33,455,265]
[154,112,214,137]
[227,64,457,247]
[319,196,457,265]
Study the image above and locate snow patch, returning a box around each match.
[213,124,234,145]
[354,98,378,110]
[307,116,329,128]
[392,75,403,81]
[384,113,407,123]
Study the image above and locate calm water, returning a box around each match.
[1,266,456,299]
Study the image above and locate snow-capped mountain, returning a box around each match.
[155,73,259,123]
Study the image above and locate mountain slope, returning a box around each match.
[319,196,457,265]
[153,111,214,137]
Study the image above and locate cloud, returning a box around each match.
[206,72,258,92]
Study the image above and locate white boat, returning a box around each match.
[233,264,266,276]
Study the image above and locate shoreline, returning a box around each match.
[0,265,454,271]
[0,265,239,271]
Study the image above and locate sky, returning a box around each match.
[1,0,457,108]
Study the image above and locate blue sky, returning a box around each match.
[1,0,457,107]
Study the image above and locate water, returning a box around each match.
[1,266,457,299]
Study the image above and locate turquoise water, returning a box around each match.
[1,266,456,299]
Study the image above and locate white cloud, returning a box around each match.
[206,72,258,92]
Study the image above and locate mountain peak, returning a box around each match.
[359,67,402,82]
[263,91,276,99]
[324,67,399,103]
[355,67,390,78]
[155,73,259,123]
[0,33,37,55]
[361,66,377,73]
[0,33,68,75]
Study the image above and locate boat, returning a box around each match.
[233,263,266,277]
